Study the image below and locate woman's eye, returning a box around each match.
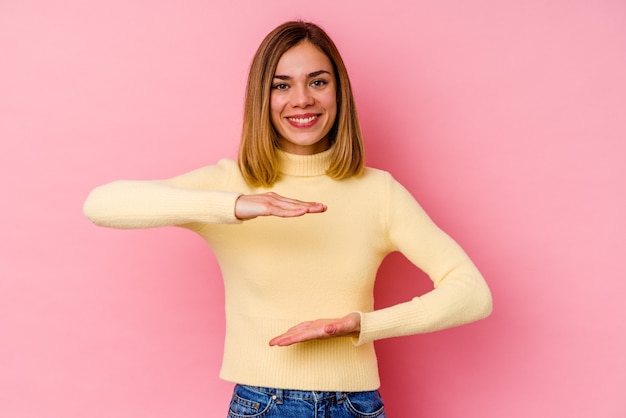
[311,79,327,87]
[272,83,288,90]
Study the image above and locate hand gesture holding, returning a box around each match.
[235,192,327,220]
[269,312,361,347]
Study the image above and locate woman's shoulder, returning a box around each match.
[215,157,239,169]
[185,157,240,175]
[358,166,397,184]
[362,165,391,176]
[357,166,416,200]
[191,157,239,173]
[341,167,400,199]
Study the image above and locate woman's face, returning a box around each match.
[270,41,337,155]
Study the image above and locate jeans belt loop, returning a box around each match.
[274,388,284,404]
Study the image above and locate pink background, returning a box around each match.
[1,1,625,417]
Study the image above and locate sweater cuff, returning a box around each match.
[352,299,429,346]
[198,191,243,224]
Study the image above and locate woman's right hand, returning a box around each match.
[234,192,327,220]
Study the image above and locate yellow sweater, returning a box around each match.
[83,149,492,391]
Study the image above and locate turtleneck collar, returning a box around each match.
[277,148,332,177]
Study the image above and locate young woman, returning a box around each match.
[84,20,492,418]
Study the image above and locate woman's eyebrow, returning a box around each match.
[273,70,332,80]
[308,70,331,78]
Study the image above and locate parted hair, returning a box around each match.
[238,21,364,187]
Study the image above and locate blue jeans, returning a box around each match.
[227,384,386,417]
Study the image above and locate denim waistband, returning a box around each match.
[238,384,361,404]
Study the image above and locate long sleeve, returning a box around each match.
[83,160,244,229]
[356,175,492,344]
[82,150,492,391]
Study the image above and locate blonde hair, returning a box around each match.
[238,21,364,187]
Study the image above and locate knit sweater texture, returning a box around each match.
[83,148,492,391]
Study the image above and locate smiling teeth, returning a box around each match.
[289,116,316,123]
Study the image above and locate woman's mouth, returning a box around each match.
[287,114,319,128]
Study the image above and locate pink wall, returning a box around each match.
[2,1,625,417]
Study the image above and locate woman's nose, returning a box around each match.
[291,85,314,107]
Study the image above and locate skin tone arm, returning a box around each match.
[234,192,361,346]
[235,192,327,220]
[268,312,361,347]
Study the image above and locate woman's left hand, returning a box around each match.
[269,312,361,346]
